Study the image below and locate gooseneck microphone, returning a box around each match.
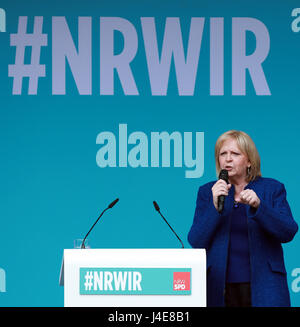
[153,201,184,248]
[81,198,119,249]
[218,169,229,213]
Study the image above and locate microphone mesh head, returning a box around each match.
[219,169,229,183]
[108,198,119,208]
[153,201,160,211]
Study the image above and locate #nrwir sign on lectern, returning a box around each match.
[59,248,206,307]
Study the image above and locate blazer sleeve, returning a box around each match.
[247,182,298,243]
[188,184,223,249]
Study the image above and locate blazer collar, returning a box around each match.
[228,176,261,195]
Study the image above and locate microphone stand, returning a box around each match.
[81,198,119,249]
[153,201,184,248]
[81,208,109,249]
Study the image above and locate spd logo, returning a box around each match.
[173,271,190,291]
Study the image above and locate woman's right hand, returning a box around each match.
[211,180,232,211]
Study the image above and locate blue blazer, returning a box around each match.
[188,177,298,307]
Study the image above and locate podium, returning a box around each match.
[59,248,206,307]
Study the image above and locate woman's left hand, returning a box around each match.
[238,189,261,209]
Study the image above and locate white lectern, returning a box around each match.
[59,248,206,307]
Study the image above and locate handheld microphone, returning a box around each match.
[218,169,229,213]
[81,198,119,249]
[153,201,184,248]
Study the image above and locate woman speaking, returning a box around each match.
[188,130,298,307]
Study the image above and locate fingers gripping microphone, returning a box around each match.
[81,198,119,249]
[153,201,184,248]
[218,169,229,213]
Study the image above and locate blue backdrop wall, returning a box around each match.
[0,0,300,306]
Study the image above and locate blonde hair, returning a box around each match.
[215,130,261,182]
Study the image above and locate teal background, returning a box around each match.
[0,0,300,306]
[79,268,191,295]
